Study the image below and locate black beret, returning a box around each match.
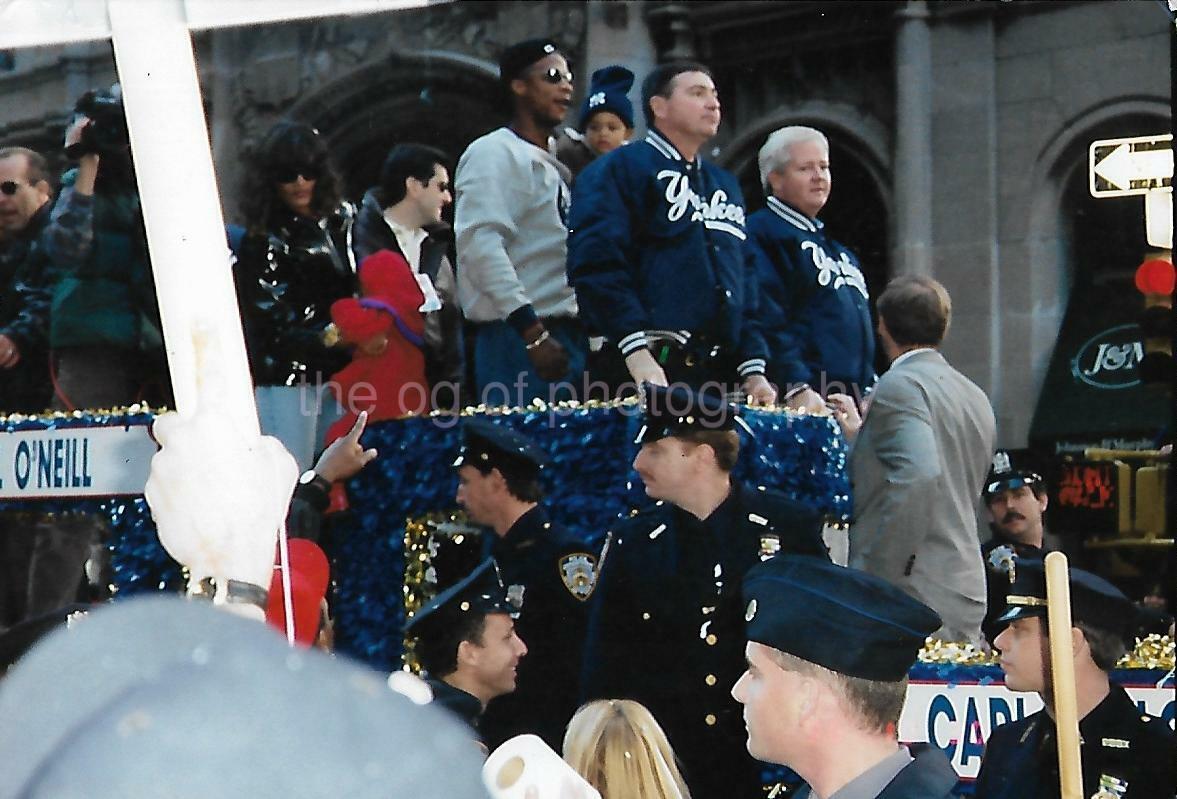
[743,555,941,681]
[498,38,560,84]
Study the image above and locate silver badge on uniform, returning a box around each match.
[991,451,1012,475]
[1090,774,1128,799]
[506,584,526,612]
[759,534,781,561]
[988,544,1018,584]
[559,553,599,602]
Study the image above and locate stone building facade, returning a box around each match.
[0,0,1169,448]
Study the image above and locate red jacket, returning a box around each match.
[324,250,428,446]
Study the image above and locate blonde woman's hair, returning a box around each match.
[562,699,691,799]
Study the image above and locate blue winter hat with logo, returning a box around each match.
[578,65,635,131]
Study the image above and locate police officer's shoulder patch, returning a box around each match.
[558,552,599,602]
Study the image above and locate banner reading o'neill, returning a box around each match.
[0,423,157,499]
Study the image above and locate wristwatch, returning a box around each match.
[298,469,332,494]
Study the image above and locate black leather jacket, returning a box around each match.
[234,203,357,386]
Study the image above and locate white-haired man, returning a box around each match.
[747,126,875,412]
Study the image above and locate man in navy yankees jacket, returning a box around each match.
[747,126,876,413]
[567,61,775,403]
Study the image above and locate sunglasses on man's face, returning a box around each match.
[271,165,321,184]
[537,66,573,85]
[0,180,29,196]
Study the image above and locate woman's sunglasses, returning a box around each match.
[270,164,321,184]
[537,67,573,85]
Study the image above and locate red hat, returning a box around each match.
[265,539,330,647]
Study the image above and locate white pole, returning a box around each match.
[108,0,257,433]
[111,0,296,621]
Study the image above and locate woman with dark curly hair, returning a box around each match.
[232,121,357,469]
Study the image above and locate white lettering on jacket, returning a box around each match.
[801,241,868,298]
[657,170,747,239]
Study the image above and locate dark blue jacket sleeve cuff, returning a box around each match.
[506,304,539,335]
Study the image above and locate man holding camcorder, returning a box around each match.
[44,85,169,413]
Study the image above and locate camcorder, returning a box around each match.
[64,87,130,160]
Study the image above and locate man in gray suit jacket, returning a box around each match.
[828,276,995,643]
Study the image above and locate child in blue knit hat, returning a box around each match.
[556,65,635,180]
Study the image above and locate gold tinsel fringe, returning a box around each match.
[919,634,1174,670]
[0,403,165,424]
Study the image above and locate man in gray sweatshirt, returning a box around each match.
[454,38,586,406]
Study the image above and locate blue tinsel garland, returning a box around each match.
[332,403,849,671]
[0,405,849,673]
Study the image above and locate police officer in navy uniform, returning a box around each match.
[979,449,1053,645]
[405,558,528,743]
[975,559,1175,799]
[454,418,597,752]
[734,555,958,799]
[582,384,827,799]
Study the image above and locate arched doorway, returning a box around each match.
[290,51,504,202]
[721,116,892,374]
[1026,106,1171,455]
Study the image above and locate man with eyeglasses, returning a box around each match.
[568,62,774,405]
[353,143,463,411]
[0,146,54,416]
[453,38,586,406]
[0,147,55,634]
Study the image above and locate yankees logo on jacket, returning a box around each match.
[567,128,767,380]
[747,196,875,393]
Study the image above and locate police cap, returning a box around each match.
[983,449,1044,499]
[405,558,520,636]
[634,383,738,445]
[454,417,546,477]
[996,558,1137,642]
[743,555,942,681]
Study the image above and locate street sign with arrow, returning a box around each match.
[1089,134,1173,198]
[1089,134,1173,248]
